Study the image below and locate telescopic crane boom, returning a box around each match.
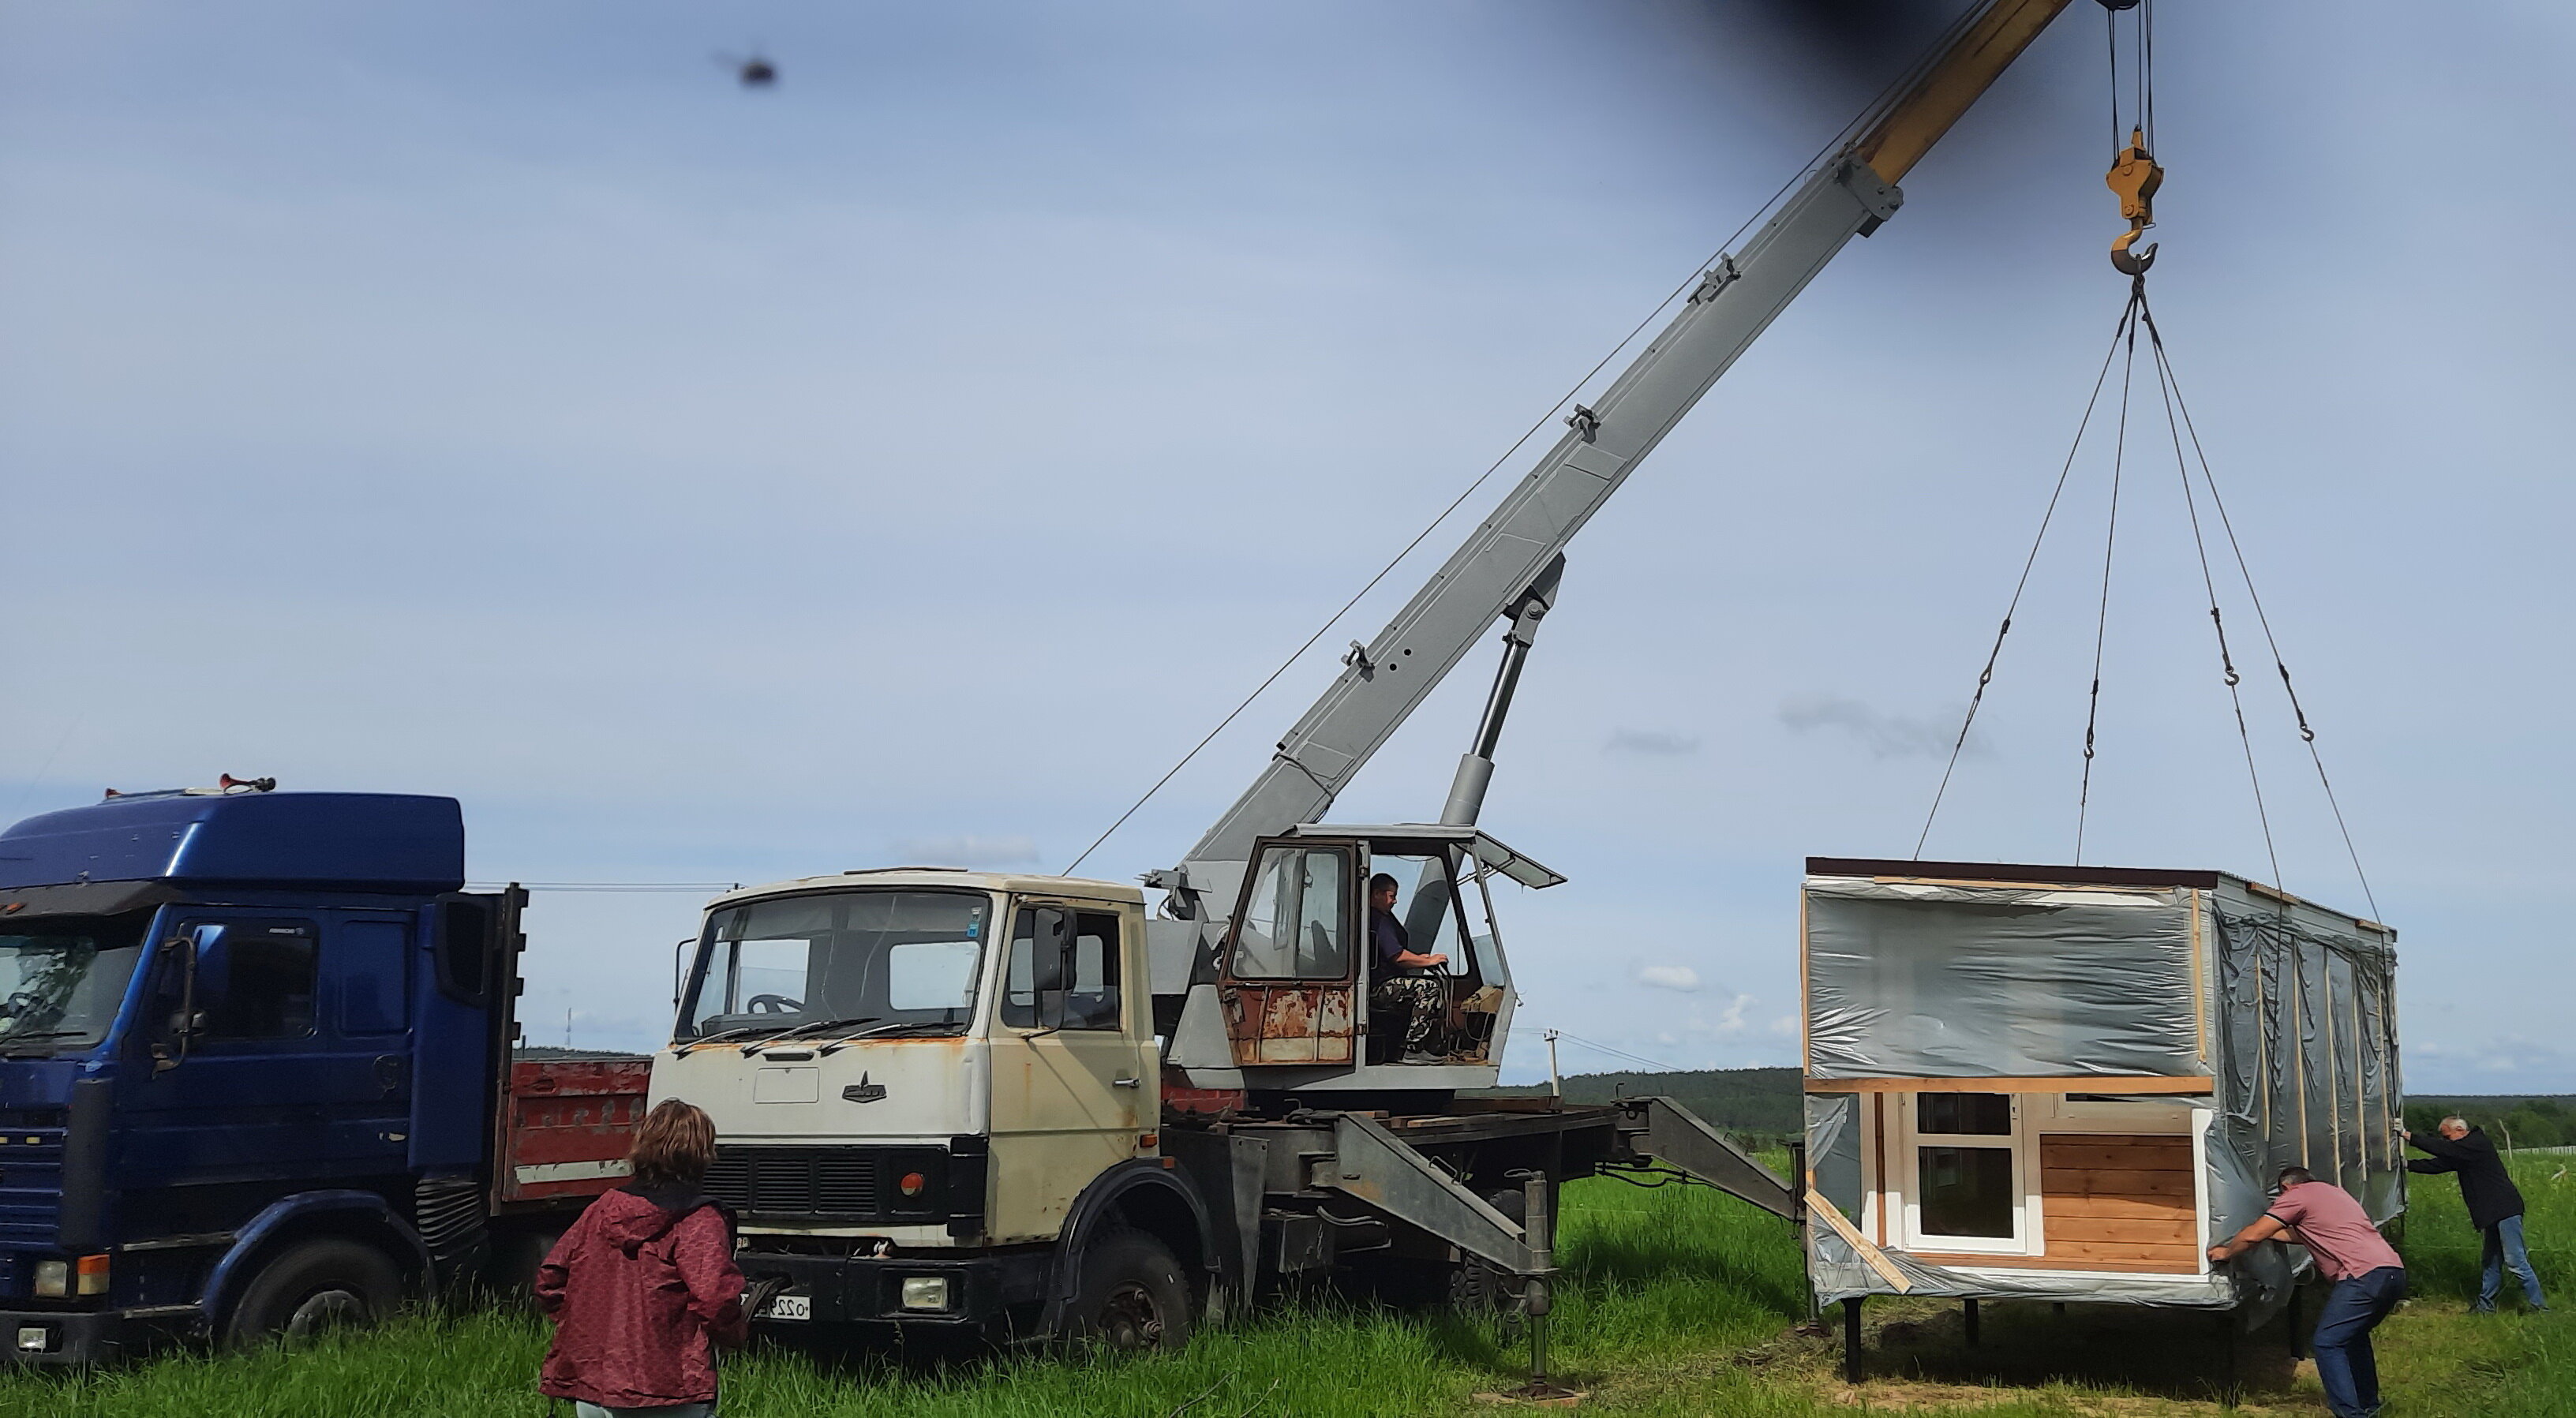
[1158,0,2079,928]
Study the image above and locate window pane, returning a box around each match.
[1293,851,1346,978]
[1918,1092,2013,1136]
[886,940,979,1013]
[1002,907,1063,1029]
[1918,1146,2016,1238]
[1066,911,1121,1030]
[208,923,318,1040]
[736,937,811,1013]
[1231,851,1298,978]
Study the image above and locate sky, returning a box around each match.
[2,2,2570,1092]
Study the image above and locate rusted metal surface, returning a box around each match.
[1219,983,1354,1065]
[1160,1083,1247,1119]
[498,1057,650,1205]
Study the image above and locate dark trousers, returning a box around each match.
[2312,1266,2406,1418]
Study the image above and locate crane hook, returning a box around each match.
[2106,126,2164,275]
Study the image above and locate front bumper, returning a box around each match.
[737,1248,1050,1327]
[0,1308,130,1366]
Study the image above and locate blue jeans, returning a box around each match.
[575,1405,711,1418]
[2479,1214,2547,1310]
[2312,1266,2406,1418]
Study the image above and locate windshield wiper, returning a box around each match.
[743,1017,880,1056]
[837,1018,967,1043]
[675,1023,799,1055]
[0,1028,87,1054]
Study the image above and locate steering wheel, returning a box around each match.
[746,993,804,1014]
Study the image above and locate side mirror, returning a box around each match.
[151,926,219,1074]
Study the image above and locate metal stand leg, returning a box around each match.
[1523,1173,1554,1389]
[1843,1297,1864,1383]
[1964,1297,1979,1348]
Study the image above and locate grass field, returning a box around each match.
[4,1154,2567,1416]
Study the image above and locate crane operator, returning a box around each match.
[1369,873,1451,1063]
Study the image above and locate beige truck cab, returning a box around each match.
[648,869,1190,1338]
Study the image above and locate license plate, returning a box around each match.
[758,1292,811,1321]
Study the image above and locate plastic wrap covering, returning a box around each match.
[2212,906,2403,1225]
[1803,878,2201,1080]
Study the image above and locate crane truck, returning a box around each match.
[656,0,2094,1363]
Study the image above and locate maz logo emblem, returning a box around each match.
[841,1074,888,1105]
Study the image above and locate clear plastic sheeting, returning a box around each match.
[1799,863,2399,1320]
[1804,879,2200,1080]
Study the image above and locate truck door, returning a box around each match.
[118,911,414,1226]
[1215,839,1359,1065]
[983,901,1148,1241]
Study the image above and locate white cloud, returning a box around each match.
[1605,728,1701,757]
[1778,696,1972,760]
[1634,963,1701,992]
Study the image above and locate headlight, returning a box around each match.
[899,1275,950,1311]
[32,1261,68,1298]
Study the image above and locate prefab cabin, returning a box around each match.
[1798,858,2401,1315]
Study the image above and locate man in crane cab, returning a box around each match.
[1368,873,1451,1063]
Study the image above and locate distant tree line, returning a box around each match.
[2406,1095,2576,1150]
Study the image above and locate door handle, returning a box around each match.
[1113,1076,1142,1089]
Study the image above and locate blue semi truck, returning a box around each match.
[0,785,643,1363]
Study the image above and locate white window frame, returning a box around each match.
[1895,1092,2044,1256]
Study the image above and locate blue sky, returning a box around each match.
[3,2,2569,1091]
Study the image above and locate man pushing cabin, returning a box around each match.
[2406,1115,2548,1313]
[2209,1167,2407,1418]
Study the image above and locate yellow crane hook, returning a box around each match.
[2106,126,2163,275]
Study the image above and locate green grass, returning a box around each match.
[5,1154,2570,1417]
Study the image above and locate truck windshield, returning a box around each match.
[0,912,152,1053]
[681,889,990,1042]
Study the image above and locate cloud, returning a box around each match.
[892,834,1041,867]
[1606,728,1701,756]
[1778,695,1974,760]
[1634,963,1701,992]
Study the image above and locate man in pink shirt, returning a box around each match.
[2208,1166,2407,1418]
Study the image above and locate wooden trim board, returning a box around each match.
[1804,1076,2214,1095]
[1900,1251,2201,1276]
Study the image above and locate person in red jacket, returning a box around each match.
[537,1099,747,1417]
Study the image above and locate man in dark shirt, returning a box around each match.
[2408,1116,2547,1312]
[2210,1166,2406,1418]
[1366,873,1450,1063]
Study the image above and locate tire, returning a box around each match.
[1069,1230,1193,1353]
[223,1237,405,1349]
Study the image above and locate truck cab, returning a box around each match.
[653,869,1185,1336]
[0,788,628,1364]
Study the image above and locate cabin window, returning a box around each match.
[1002,907,1122,1030]
[1229,846,1353,981]
[1898,1091,2033,1254]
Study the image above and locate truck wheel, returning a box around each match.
[1071,1230,1193,1353]
[223,1238,404,1349]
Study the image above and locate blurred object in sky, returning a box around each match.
[715,50,777,89]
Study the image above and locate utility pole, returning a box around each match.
[1544,1030,1562,1098]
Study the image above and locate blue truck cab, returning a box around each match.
[0,787,556,1362]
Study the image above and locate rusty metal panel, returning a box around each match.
[499,1057,650,1204]
[1221,984,1354,1066]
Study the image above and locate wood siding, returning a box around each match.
[2039,1133,2200,1272]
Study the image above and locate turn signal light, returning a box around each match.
[897,1172,927,1198]
[76,1254,108,1296]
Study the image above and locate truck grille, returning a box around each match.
[707,1147,882,1219]
[0,1110,67,1247]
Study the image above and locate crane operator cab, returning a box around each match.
[1162,824,1562,1098]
